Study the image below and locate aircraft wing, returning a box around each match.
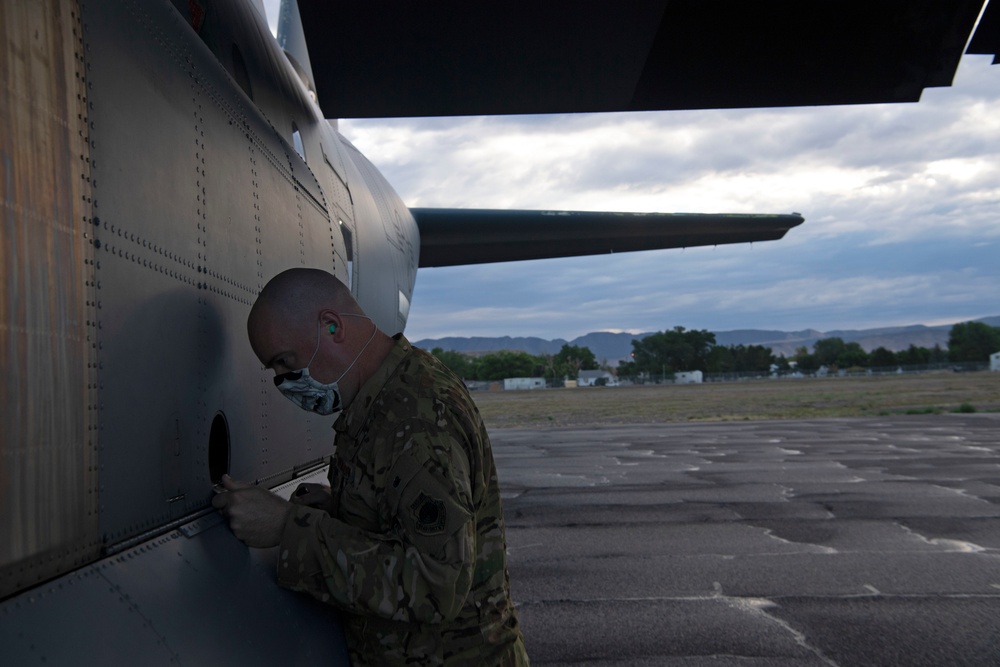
[299,0,998,118]
[411,209,804,268]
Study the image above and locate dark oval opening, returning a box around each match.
[208,412,230,483]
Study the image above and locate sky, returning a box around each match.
[265,3,1000,342]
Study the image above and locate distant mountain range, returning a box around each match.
[414,316,1000,365]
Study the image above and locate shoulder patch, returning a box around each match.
[410,492,447,534]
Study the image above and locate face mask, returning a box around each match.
[273,315,376,415]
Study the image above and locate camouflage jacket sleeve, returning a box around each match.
[277,420,476,625]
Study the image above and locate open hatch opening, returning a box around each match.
[208,412,230,483]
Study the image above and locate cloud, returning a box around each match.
[336,53,1000,341]
[407,230,999,340]
[253,2,1000,346]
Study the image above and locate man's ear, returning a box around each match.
[319,310,343,341]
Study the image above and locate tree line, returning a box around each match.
[791,321,999,372]
[618,326,780,376]
[431,344,600,382]
[431,321,1000,380]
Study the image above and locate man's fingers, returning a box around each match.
[220,474,252,491]
[212,475,253,513]
[212,485,292,548]
[293,483,325,497]
[290,483,332,508]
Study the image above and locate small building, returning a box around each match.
[991,351,1000,372]
[503,377,546,390]
[674,370,703,384]
[577,370,618,387]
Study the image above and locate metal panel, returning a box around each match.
[244,110,341,482]
[340,140,418,335]
[0,514,350,665]
[82,0,343,549]
[85,0,220,543]
[1,0,416,608]
[0,0,100,597]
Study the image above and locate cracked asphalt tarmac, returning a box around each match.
[493,414,1000,666]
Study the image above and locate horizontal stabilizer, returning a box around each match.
[411,209,804,268]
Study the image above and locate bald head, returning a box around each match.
[247,269,393,408]
[247,269,365,364]
[250,268,360,332]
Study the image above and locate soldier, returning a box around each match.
[212,268,528,666]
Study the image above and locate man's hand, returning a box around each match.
[291,482,334,512]
[212,475,293,548]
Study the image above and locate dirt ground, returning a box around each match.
[471,370,1000,429]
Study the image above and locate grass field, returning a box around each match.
[471,370,1000,429]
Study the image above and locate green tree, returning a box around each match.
[538,353,558,381]
[836,342,869,368]
[475,350,541,381]
[552,344,598,379]
[869,346,897,368]
[948,321,1000,362]
[731,344,775,372]
[897,344,930,366]
[773,355,791,371]
[813,337,847,367]
[706,345,774,373]
[630,326,716,375]
[681,328,717,370]
[705,346,736,373]
[929,344,948,363]
[793,346,818,371]
[617,358,638,377]
[431,347,475,379]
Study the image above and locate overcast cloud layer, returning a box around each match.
[263,2,1000,341]
[338,55,1000,341]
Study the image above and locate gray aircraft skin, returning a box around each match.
[0,0,994,663]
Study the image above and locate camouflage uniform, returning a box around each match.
[278,335,528,666]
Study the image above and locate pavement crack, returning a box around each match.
[725,596,843,667]
[896,522,989,552]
